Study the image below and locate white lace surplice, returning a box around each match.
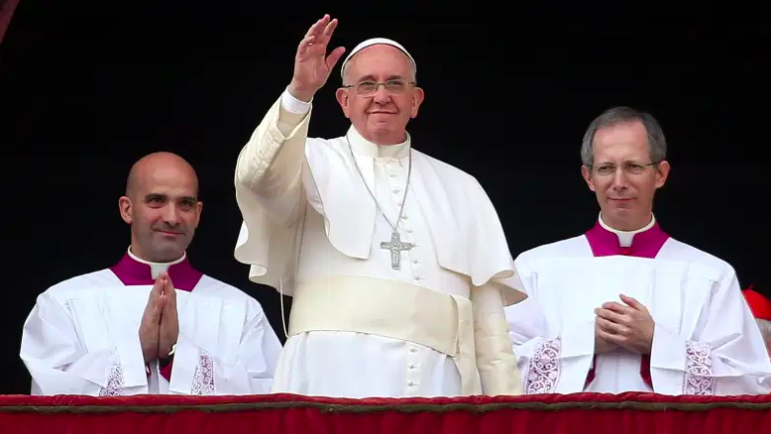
[505,236,771,396]
[20,271,281,396]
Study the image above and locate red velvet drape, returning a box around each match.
[1,393,770,434]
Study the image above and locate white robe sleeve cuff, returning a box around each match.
[168,325,277,396]
[520,320,595,394]
[113,341,151,389]
[168,333,216,395]
[554,320,596,393]
[281,89,312,114]
[20,293,149,397]
[520,336,560,394]
[650,323,715,395]
[60,343,147,396]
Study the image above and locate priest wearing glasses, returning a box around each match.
[504,107,771,395]
[232,15,526,398]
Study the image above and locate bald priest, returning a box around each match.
[20,152,282,396]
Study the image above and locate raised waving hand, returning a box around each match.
[288,15,346,102]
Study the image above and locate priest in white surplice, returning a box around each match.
[233,15,526,398]
[504,107,771,395]
[20,152,282,396]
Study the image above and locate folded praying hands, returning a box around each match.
[138,273,179,363]
[594,294,655,355]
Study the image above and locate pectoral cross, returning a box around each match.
[380,231,414,270]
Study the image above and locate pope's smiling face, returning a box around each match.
[336,44,424,146]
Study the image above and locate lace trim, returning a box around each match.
[98,347,125,396]
[191,349,215,395]
[684,341,714,395]
[525,337,561,394]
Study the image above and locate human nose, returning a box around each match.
[611,167,629,190]
[162,204,181,225]
[372,85,391,103]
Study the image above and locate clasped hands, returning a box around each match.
[594,294,654,355]
[138,272,179,364]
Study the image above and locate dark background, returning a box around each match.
[0,4,768,394]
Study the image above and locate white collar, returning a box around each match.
[598,212,656,248]
[127,246,186,279]
[346,125,411,160]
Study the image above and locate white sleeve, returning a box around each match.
[649,269,771,395]
[471,282,523,395]
[20,292,148,396]
[234,89,314,228]
[504,260,596,394]
[168,303,282,395]
[234,307,283,394]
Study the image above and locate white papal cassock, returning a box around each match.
[20,249,282,396]
[504,215,771,395]
[233,89,526,398]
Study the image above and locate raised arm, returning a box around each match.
[235,15,345,227]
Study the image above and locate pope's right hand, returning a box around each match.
[138,277,165,363]
[287,14,346,103]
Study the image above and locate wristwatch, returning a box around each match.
[158,343,177,369]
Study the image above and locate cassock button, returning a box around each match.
[408,364,415,369]
[407,381,415,387]
[409,347,417,353]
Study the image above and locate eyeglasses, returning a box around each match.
[590,162,660,176]
[342,79,415,96]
